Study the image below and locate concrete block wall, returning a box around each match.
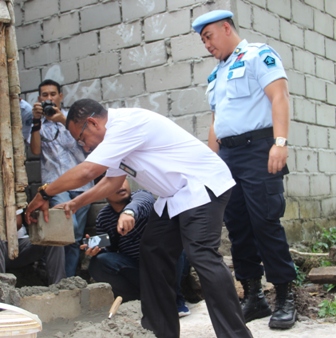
[14,0,336,242]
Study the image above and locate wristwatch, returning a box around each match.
[37,183,53,200]
[122,209,135,218]
[274,137,288,147]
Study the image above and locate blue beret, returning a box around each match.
[192,10,234,34]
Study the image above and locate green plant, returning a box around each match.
[293,264,306,286]
[318,296,336,317]
[312,227,336,253]
[324,284,336,293]
[321,259,333,267]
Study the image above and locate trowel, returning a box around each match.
[108,296,123,318]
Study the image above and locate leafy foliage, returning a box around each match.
[318,296,336,317]
[293,263,307,286]
[312,227,336,253]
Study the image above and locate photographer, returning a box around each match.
[30,79,94,277]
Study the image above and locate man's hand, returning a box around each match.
[268,145,288,174]
[117,213,135,235]
[25,193,50,224]
[53,200,77,219]
[46,106,66,125]
[32,102,44,120]
[80,234,101,257]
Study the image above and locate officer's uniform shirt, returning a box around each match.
[86,108,236,218]
[206,39,287,139]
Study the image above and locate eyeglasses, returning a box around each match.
[77,112,95,147]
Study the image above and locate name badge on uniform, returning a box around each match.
[207,68,218,83]
[119,162,137,177]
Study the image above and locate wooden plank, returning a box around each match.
[308,266,336,284]
[0,0,10,23]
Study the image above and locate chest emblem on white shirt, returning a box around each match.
[119,162,137,177]
[208,68,218,83]
[229,52,246,71]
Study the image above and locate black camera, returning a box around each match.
[41,100,56,116]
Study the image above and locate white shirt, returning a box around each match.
[86,108,235,218]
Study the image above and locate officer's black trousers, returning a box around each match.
[219,136,296,284]
[139,188,252,338]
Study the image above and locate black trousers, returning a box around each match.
[139,188,252,338]
[219,136,296,284]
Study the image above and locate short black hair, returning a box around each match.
[220,17,236,30]
[39,79,61,95]
[225,18,236,29]
[66,98,107,129]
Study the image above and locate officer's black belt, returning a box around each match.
[217,127,273,148]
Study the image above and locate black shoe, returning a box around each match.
[269,282,297,329]
[240,278,272,323]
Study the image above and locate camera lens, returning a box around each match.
[42,100,56,116]
[44,106,56,116]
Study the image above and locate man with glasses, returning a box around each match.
[30,79,93,277]
[26,99,252,338]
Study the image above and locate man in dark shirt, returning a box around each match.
[82,179,190,316]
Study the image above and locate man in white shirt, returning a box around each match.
[25,99,252,338]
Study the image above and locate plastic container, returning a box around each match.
[0,303,42,337]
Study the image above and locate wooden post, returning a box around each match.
[6,0,28,208]
[0,16,18,258]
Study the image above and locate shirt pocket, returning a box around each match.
[226,67,250,99]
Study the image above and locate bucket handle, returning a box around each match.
[0,302,42,327]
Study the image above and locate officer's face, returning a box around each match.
[201,21,231,61]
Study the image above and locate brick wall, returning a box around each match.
[15,0,336,242]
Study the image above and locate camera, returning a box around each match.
[41,100,56,116]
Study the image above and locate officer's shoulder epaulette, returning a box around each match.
[247,42,267,49]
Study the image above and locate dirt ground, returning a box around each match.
[37,281,336,338]
[6,247,336,336]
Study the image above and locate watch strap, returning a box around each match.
[122,209,135,218]
[38,184,53,200]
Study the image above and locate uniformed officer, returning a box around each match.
[193,10,297,330]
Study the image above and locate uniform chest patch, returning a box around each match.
[264,55,276,67]
[235,52,245,61]
[207,69,217,83]
[229,61,245,70]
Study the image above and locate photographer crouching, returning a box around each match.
[30,79,94,278]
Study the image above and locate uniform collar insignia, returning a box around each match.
[234,48,241,54]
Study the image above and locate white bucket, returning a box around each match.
[0,303,42,337]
